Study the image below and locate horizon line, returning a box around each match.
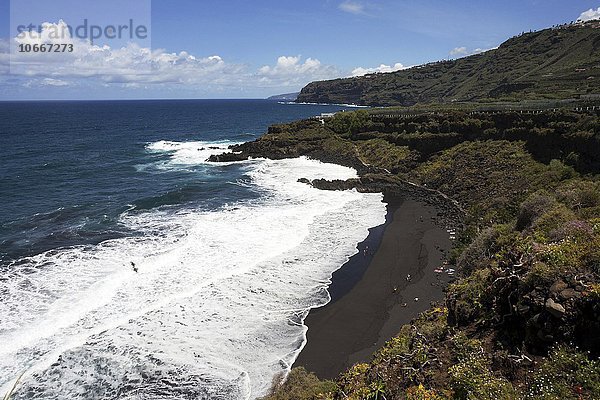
[0,97,286,102]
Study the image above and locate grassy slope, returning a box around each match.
[261,109,600,400]
[296,23,600,106]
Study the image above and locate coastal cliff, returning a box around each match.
[211,106,600,399]
[296,23,600,107]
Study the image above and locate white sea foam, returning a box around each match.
[0,145,385,399]
[278,101,370,108]
[141,140,242,171]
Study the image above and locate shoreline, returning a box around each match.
[294,192,455,379]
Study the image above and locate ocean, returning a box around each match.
[0,100,386,399]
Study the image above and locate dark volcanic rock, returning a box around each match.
[208,121,383,175]
[207,152,248,162]
[301,174,465,230]
[545,298,566,318]
[550,280,568,294]
[559,288,582,300]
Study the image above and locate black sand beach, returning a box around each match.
[294,195,454,379]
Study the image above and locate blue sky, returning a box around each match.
[0,0,598,99]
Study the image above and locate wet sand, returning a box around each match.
[294,195,454,379]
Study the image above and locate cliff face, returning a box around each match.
[296,23,600,106]
[267,92,300,101]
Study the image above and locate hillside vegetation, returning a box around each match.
[296,23,600,106]
[255,108,600,400]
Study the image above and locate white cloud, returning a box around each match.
[257,56,340,87]
[450,47,468,57]
[4,21,243,86]
[449,46,496,59]
[578,7,600,22]
[339,1,365,15]
[1,20,342,94]
[40,78,70,86]
[350,62,407,77]
[23,78,70,88]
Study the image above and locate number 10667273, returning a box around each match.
[18,43,74,53]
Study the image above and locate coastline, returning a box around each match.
[209,127,464,381]
[209,103,600,399]
[294,193,455,379]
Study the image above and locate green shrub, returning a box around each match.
[530,204,576,242]
[356,139,416,174]
[556,180,600,212]
[412,140,550,225]
[532,223,600,275]
[327,110,371,136]
[525,346,600,399]
[448,268,494,324]
[262,367,337,400]
[405,384,448,399]
[449,334,519,400]
[516,191,558,231]
[547,159,578,181]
